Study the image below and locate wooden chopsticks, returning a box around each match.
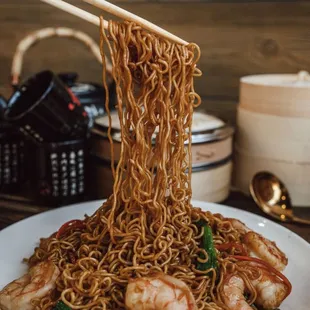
[83,0,188,45]
[41,0,104,27]
[40,0,188,45]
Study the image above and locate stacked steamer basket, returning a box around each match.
[233,71,310,206]
[88,111,234,203]
[189,112,234,202]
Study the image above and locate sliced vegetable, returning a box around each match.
[53,300,71,310]
[56,219,85,239]
[196,222,217,271]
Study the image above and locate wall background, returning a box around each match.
[1,1,310,123]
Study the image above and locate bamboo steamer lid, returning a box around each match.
[240,71,310,118]
[94,111,226,134]
[91,111,234,166]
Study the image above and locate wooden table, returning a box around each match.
[0,190,309,243]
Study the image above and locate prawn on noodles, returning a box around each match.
[0,17,291,310]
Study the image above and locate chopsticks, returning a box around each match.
[41,0,104,27]
[40,0,188,45]
[83,0,188,45]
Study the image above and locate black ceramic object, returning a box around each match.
[5,70,89,144]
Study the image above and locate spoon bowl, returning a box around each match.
[250,171,310,225]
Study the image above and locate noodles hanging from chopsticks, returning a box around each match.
[23,17,290,310]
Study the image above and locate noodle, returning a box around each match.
[25,17,279,310]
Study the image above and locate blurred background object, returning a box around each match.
[0,25,116,207]
[88,111,234,202]
[233,71,310,207]
[0,96,28,193]
[250,171,310,224]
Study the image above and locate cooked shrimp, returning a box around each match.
[228,218,288,271]
[252,267,289,309]
[125,273,197,310]
[0,260,60,310]
[228,219,251,235]
[243,231,287,272]
[222,275,252,310]
[222,266,289,310]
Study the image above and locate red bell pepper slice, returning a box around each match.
[56,219,85,239]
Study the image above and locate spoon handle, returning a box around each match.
[292,216,310,225]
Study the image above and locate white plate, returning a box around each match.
[0,200,309,309]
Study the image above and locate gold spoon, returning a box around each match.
[249,171,310,225]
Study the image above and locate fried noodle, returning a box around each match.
[27,17,269,310]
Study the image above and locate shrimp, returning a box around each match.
[222,265,289,310]
[222,275,252,310]
[228,218,288,271]
[252,268,289,309]
[125,273,197,310]
[0,260,60,310]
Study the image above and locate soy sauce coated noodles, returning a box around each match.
[23,17,291,310]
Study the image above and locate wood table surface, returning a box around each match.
[0,190,309,243]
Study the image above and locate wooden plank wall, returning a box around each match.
[1,1,310,124]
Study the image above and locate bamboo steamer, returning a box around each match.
[234,71,310,207]
[89,157,233,203]
[233,146,310,206]
[191,161,232,203]
[89,111,234,202]
[236,108,310,162]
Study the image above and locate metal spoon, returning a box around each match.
[249,171,310,225]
